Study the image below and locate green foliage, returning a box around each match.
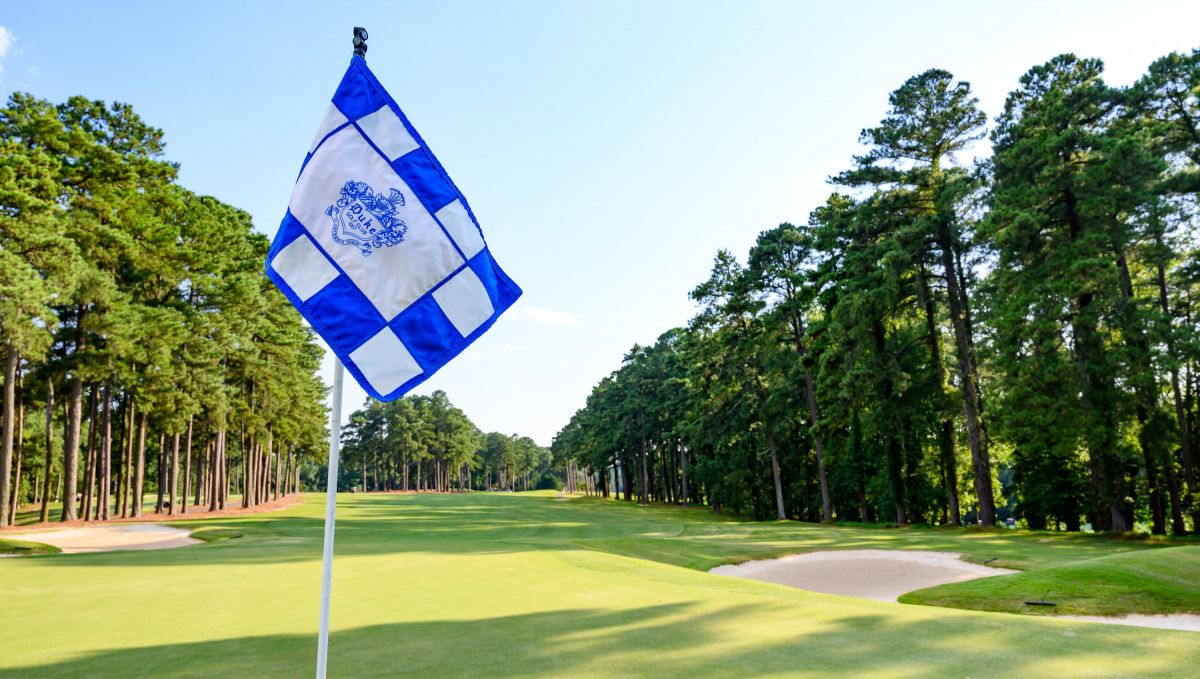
[555,51,1200,536]
[0,93,327,523]
[338,390,546,493]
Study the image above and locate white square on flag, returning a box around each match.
[266,56,522,400]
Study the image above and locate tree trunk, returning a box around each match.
[181,417,192,514]
[132,412,148,518]
[0,343,16,527]
[766,426,786,520]
[286,455,292,495]
[244,434,255,508]
[61,369,84,522]
[197,438,209,509]
[212,431,221,510]
[620,460,632,502]
[271,430,280,501]
[210,430,221,511]
[122,398,136,518]
[40,380,55,523]
[679,445,688,505]
[100,381,112,521]
[114,396,124,518]
[258,441,267,502]
[916,268,961,526]
[871,320,908,524]
[155,433,166,513]
[1154,255,1194,533]
[939,234,993,527]
[168,431,180,515]
[1064,191,1125,532]
[639,440,650,506]
[10,371,25,525]
[81,384,99,521]
[788,313,832,522]
[219,428,228,510]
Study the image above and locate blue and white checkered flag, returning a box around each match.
[266,56,522,400]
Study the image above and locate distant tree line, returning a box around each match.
[335,391,554,493]
[0,93,328,526]
[554,50,1200,534]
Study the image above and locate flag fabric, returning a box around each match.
[266,56,522,400]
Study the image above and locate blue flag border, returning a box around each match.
[266,56,522,402]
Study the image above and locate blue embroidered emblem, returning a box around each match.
[326,180,408,256]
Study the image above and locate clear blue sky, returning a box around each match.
[3,2,1198,444]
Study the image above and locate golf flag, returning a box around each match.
[266,55,522,400]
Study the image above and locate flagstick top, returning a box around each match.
[353,27,368,58]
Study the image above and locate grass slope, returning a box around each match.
[0,492,1196,678]
[0,536,60,555]
[901,545,1200,616]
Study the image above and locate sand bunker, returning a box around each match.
[710,549,1016,602]
[10,524,200,554]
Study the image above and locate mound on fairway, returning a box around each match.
[1,492,1197,678]
[6,524,200,554]
[709,549,1016,601]
[900,545,1200,618]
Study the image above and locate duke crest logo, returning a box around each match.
[326,180,408,256]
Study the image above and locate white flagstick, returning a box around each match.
[316,359,345,679]
[317,29,367,677]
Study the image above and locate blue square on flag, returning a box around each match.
[266,56,522,400]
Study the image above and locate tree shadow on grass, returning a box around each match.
[2,601,1193,678]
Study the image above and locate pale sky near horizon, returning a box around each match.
[3,1,1198,445]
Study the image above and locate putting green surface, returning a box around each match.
[1,492,1197,678]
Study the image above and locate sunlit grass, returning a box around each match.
[0,491,1196,678]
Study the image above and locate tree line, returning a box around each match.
[335,391,555,493]
[554,50,1200,534]
[0,93,328,527]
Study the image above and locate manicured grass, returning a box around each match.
[187,526,244,543]
[0,536,60,555]
[0,491,1197,678]
[563,499,1193,572]
[901,545,1200,616]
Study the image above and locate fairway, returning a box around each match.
[1,492,1197,678]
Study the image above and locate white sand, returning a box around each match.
[1058,614,1200,633]
[10,524,200,554]
[709,549,1015,602]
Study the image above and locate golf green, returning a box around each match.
[1,492,1196,678]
